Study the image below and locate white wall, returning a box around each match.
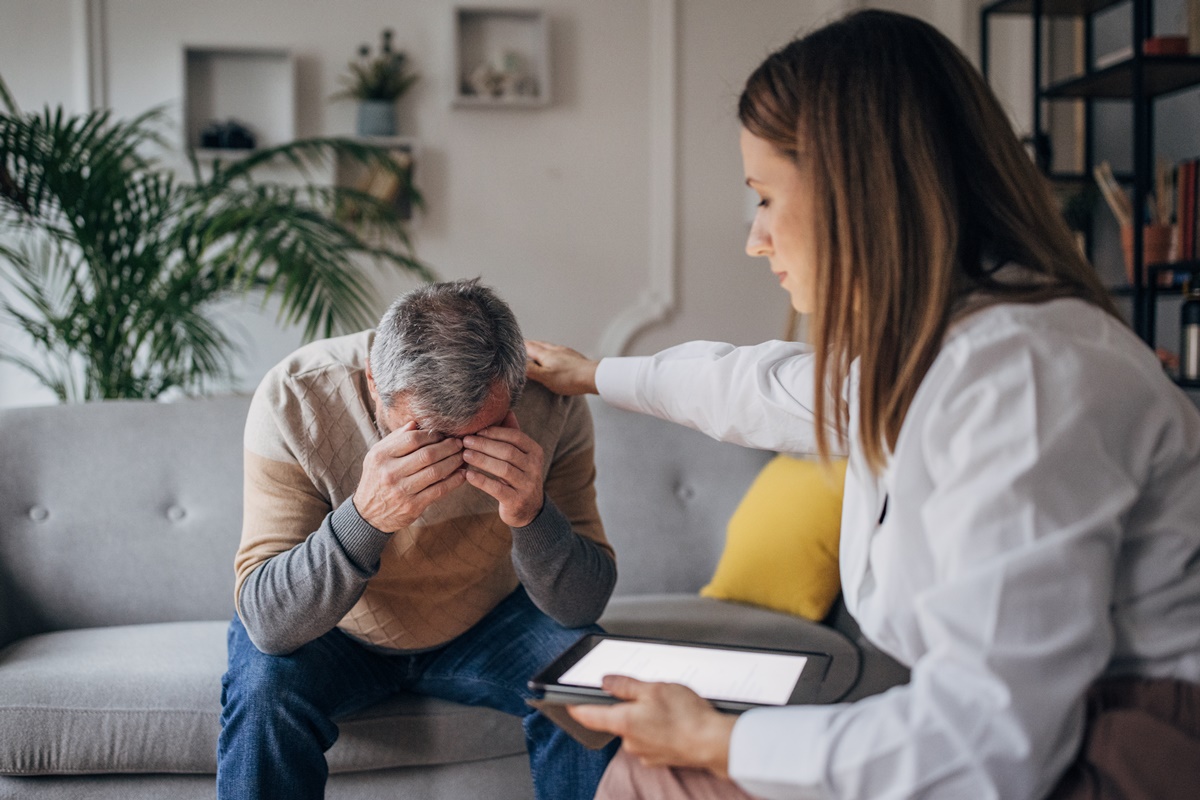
[3,0,989,408]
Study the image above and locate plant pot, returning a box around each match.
[356,100,396,137]
[1120,224,1174,286]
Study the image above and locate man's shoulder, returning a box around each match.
[247,330,377,459]
[514,384,593,453]
[266,331,374,385]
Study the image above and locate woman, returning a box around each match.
[526,10,1200,800]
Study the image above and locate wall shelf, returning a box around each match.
[183,46,295,155]
[332,136,418,222]
[452,6,550,108]
[984,0,1126,16]
[982,0,1200,345]
[1042,55,1200,99]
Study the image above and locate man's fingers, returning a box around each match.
[376,424,447,458]
[409,468,468,507]
[405,449,466,494]
[468,423,528,449]
[463,467,517,502]
[462,448,522,484]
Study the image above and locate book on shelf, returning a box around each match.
[1180,158,1198,263]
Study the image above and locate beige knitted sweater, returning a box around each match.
[234,331,614,652]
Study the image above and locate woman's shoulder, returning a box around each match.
[909,298,1180,441]
[941,298,1152,377]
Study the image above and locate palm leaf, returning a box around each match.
[1,70,430,401]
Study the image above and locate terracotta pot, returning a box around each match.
[1120,224,1174,286]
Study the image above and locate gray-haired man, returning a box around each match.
[217,280,618,800]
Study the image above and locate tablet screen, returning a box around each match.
[557,638,809,706]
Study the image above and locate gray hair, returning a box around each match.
[370,279,526,432]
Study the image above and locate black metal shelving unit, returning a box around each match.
[981,0,1200,365]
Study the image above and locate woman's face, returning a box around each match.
[740,128,817,314]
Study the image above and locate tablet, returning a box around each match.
[528,634,832,713]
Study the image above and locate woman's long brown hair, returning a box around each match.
[739,10,1119,473]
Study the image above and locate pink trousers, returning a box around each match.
[593,677,1200,800]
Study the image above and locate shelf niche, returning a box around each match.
[183,46,295,157]
[453,7,551,108]
[333,137,417,222]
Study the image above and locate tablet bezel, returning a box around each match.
[528,633,833,714]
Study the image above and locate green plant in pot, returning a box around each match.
[334,28,419,137]
[0,74,431,402]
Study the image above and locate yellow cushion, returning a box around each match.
[700,455,846,621]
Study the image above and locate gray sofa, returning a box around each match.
[0,394,906,799]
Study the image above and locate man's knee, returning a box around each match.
[524,617,606,674]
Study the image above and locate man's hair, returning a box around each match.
[738,9,1118,473]
[370,279,527,432]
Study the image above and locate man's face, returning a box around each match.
[372,378,511,439]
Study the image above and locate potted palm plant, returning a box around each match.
[334,28,419,137]
[0,74,431,402]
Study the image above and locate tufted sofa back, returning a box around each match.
[0,394,770,648]
[587,397,772,597]
[0,395,250,647]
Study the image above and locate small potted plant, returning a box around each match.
[334,28,419,137]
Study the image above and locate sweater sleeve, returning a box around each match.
[511,394,616,628]
[234,375,389,655]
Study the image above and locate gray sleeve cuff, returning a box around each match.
[332,497,393,572]
[511,495,574,559]
[510,495,616,628]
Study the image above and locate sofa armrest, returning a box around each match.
[822,594,911,701]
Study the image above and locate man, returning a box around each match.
[217,280,618,800]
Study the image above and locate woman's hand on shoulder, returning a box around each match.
[567,675,737,778]
[525,340,600,396]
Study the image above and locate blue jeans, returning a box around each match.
[217,586,617,800]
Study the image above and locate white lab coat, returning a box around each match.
[595,297,1200,800]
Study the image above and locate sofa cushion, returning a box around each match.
[701,455,845,621]
[0,621,526,776]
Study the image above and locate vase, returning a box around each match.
[356,100,396,137]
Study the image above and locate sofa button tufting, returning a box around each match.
[28,505,49,522]
[166,505,187,522]
[676,485,695,501]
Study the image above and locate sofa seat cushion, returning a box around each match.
[599,595,861,704]
[0,621,526,776]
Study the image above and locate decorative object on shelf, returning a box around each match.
[1058,184,1099,255]
[453,7,550,108]
[1144,36,1189,56]
[1182,282,1200,382]
[199,118,257,150]
[184,47,293,156]
[1120,224,1174,284]
[333,28,419,137]
[0,74,431,402]
[463,49,539,101]
[337,141,418,223]
[1095,159,1174,286]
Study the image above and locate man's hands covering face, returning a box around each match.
[462,411,546,528]
[353,422,467,532]
[353,412,545,532]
